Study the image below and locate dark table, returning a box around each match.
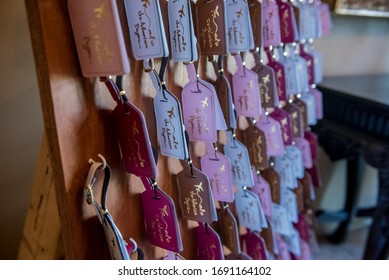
[314,75,389,260]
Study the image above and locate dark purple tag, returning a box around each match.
[299,45,315,85]
[242,231,268,260]
[267,59,287,102]
[277,0,299,44]
[284,102,304,139]
[113,101,157,178]
[304,131,318,161]
[194,223,224,260]
[141,187,183,252]
[293,214,310,243]
[270,107,293,146]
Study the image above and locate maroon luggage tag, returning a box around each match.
[194,223,224,260]
[266,49,287,102]
[141,184,183,252]
[304,130,318,161]
[217,206,241,256]
[293,213,310,243]
[243,118,268,171]
[176,165,217,223]
[242,230,268,260]
[276,0,299,44]
[283,102,304,139]
[270,107,293,146]
[299,44,315,86]
[200,143,235,203]
[262,166,281,204]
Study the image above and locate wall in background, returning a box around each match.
[0,4,387,259]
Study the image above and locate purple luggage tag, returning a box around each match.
[235,187,263,232]
[295,137,313,169]
[176,165,217,223]
[319,1,332,37]
[275,233,291,260]
[274,155,297,190]
[269,107,293,146]
[299,44,315,86]
[194,223,224,260]
[141,184,183,252]
[262,0,282,47]
[232,54,262,117]
[251,168,273,219]
[67,0,130,77]
[124,0,169,60]
[311,86,323,120]
[285,145,304,179]
[304,130,318,161]
[242,231,268,260]
[167,0,198,62]
[200,143,235,203]
[224,132,254,188]
[276,0,299,44]
[265,49,287,102]
[300,91,317,126]
[284,102,304,140]
[217,206,241,256]
[182,63,217,142]
[226,0,254,52]
[256,114,285,157]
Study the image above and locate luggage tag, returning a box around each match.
[319,1,332,37]
[299,170,315,202]
[311,86,323,120]
[146,60,188,160]
[243,118,268,171]
[281,188,298,224]
[67,0,130,77]
[275,234,291,260]
[307,161,322,189]
[278,49,300,96]
[217,206,241,256]
[124,0,169,60]
[256,114,285,157]
[182,63,218,142]
[294,213,310,243]
[265,48,287,102]
[276,0,299,44]
[293,181,305,213]
[251,51,280,109]
[141,184,183,252]
[289,46,310,94]
[167,0,198,62]
[283,102,304,139]
[274,155,297,190]
[195,0,229,55]
[283,227,301,257]
[285,145,304,179]
[232,54,263,117]
[262,0,282,47]
[176,165,217,223]
[304,130,318,161]
[262,166,281,204]
[251,168,273,219]
[226,0,253,53]
[226,252,253,260]
[270,107,293,146]
[200,143,235,203]
[292,97,308,131]
[235,187,263,232]
[271,203,293,236]
[223,132,254,188]
[295,1,312,42]
[162,251,185,260]
[299,44,315,86]
[295,137,313,169]
[248,0,263,49]
[307,44,324,84]
[194,223,224,260]
[300,91,317,126]
[260,221,275,254]
[109,78,157,178]
[242,231,268,260]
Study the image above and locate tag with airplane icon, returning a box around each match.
[194,223,224,260]
[235,187,263,232]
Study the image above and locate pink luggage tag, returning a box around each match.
[270,107,293,146]
[256,114,285,157]
[251,168,273,219]
[295,137,313,169]
[242,231,268,260]
[194,223,224,260]
[275,233,291,260]
[298,238,312,260]
[67,0,130,77]
[276,0,299,44]
[262,0,282,47]
[319,1,332,37]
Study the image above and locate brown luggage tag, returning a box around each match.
[260,221,275,254]
[176,165,217,223]
[194,223,224,260]
[283,102,304,140]
[217,205,241,256]
[243,118,268,171]
[261,165,281,204]
[293,97,308,132]
[248,0,263,49]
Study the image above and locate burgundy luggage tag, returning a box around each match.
[275,234,291,260]
[167,0,198,62]
[141,184,183,252]
[285,145,304,180]
[270,107,293,146]
[299,44,315,86]
[248,0,263,49]
[124,0,169,60]
[235,187,263,232]
[274,155,297,190]
[217,206,241,256]
[176,165,217,223]
[67,0,130,77]
[281,188,298,224]
[194,223,224,260]
[304,130,318,161]
[232,54,263,117]
[182,63,217,142]
[295,137,313,169]
[300,91,317,126]
[265,48,287,102]
[271,204,293,236]
[276,0,299,44]
[200,143,235,203]
[195,0,229,55]
[226,252,253,260]
[294,213,310,243]
[319,1,332,37]
[226,0,253,53]
[283,227,301,257]
[224,132,254,188]
[252,51,280,109]
[262,166,281,204]
[243,118,268,171]
[307,161,322,188]
[256,114,285,157]
[283,101,304,139]
[262,0,282,47]
[162,251,185,260]
[251,168,273,219]
[311,86,323,120]
[242,231,268,260]
[292,97,308,131]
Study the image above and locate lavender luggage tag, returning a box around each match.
[269,106,293,146]
[319,1,332,37]
[281,188,299,224]
[274,154,297,190]
[167,0,198,62]
[67,0,130,77]
[251,168,273,220]
[285,145,304,179]
[307,44,324,84]
[232,53,263,117]
[275,234,291,260]
[194,223,224,260]
[262,0,282,48]
[235,187,263,232]
[311,86,323,120]
[141,179,183,253]
[124,0,169,60]
[256,113,285,157]
[162,251,185,260]
[300,90,317,126]
[242,231,268,260]
[283,227,301,257]
[200,143,235,203]
[265,48,287,102]
[295,137,313,169]
[224,132,254,188]
[289,45,310,94]
[271,203,293,237]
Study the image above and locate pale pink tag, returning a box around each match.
[319,2,332,37]
[257,114,285,157]
[275,234,291,260]
[251,168,273,219]
[298,239,312,260]
[262,0,282,47]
